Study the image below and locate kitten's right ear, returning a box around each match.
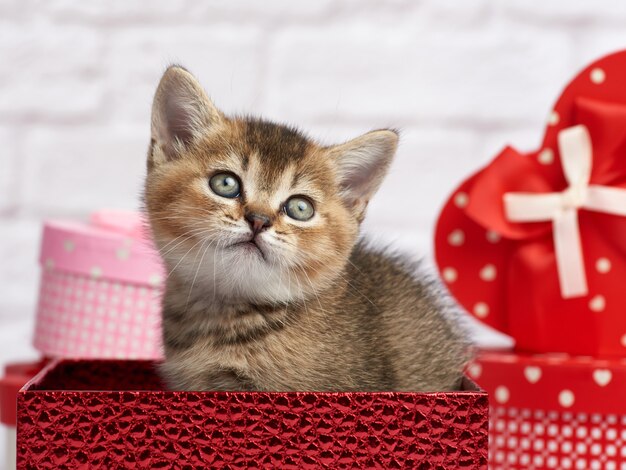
[328,129,399,222]
[149,65,223,167]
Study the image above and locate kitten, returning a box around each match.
[144,66,470,392]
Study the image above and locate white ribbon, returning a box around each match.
[504,125,626,298]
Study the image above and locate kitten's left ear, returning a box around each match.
[149,65,224,168]
[328,129,399,221]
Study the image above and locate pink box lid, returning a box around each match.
[39,209,164,287]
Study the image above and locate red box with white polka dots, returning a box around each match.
[469,350,626,470]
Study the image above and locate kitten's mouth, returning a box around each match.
[231,239,266,260]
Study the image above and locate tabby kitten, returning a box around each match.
[144,66,469,392]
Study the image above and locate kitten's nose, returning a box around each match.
[245,212,272,234]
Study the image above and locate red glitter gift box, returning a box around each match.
[16,360,488,469]
[469,350,626,470]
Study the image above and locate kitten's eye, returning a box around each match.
[284,196,315,221]
[209,172,241,198]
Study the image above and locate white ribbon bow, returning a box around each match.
[504,125,626,298]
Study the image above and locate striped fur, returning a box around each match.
[143,66,470,392]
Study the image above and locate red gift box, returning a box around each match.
[16,360,488,469]
[0,360,47,428]
[435,50,626,357]
[0,360,47,470]
[469,350,626,470]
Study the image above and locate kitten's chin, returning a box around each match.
[164,245,306,305]
[220,254,302,304]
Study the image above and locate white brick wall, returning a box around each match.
[1,0,625,460]
[21,125,149,214]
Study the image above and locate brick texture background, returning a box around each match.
[1,0,626,462]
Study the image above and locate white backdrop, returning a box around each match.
[2,0,626,466]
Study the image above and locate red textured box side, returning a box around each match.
[0,360,47,426]
[17,360,488,469]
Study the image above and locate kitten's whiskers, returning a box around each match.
[185,236,216,309]
[166,234,212,281]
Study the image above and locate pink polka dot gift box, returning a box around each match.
[435,49,626,357]
[468,350,626,470]
[33,210,165,360]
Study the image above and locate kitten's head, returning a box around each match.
[144,66,398,304]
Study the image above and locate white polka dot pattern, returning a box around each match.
[596,258,612,274]
[149,274,163,287]
[474,302,490,318]
[593,370,612,387]
[591,68,606,84]
[467,363,482,379]
[480,264,497,281]
[495,386,510,404]
[548,110,560,126]
[454,192,469,208]
[490,406,626,470]
[442,267,458,283]
[559,390,575,408]
[589,295,606,313]
[538,148,555,165]
[34,269,164,359]
[448,229,465,246]
[524,366,542,384]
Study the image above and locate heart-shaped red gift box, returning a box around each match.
[435,50,626,357]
